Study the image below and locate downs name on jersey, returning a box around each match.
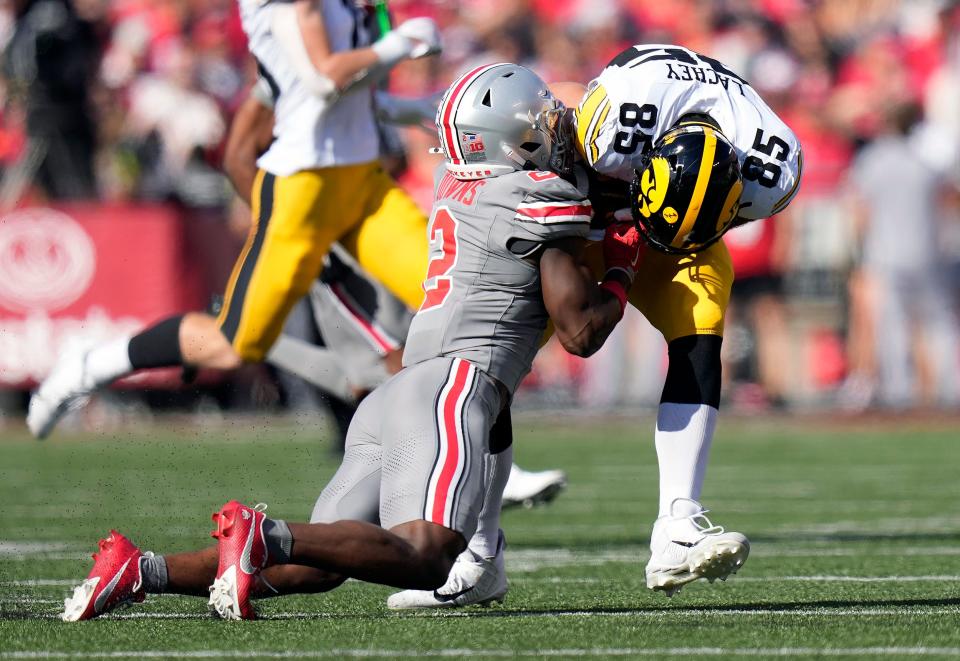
[403,167,593,395]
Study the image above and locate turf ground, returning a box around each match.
[1,414,959,659]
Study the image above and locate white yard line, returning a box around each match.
[0,542,77,556]
[741,575,960,583]
[504,545,960,571]
[511,574,960,584]
[6,574,960,589]
[2,647,959,658]
[14,605,959,621]
[4,554,108,562]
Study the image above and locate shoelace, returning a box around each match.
[687,509,725,536]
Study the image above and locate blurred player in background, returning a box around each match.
[58,64,639,622]
[225,74,568,505]
[393,45,801,607]
[28,0,440,438]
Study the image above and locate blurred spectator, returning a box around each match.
[3,0,98,201]
[122,42,227,205]
[5,0,960,415]
[848,101,960,409]
[724,218,791,409]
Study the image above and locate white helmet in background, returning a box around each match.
[435,63,571,180]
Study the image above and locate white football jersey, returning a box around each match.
[575,44,802,220]
[239,0,379,175]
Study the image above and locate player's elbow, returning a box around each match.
[556,328,600,358]
[560,339,590,358]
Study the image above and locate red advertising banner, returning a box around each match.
[0,204,208,388]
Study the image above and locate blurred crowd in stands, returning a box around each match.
[4,0,960,414]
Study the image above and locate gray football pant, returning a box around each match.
[310,356,503,540]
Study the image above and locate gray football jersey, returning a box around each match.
[402,167,593,394]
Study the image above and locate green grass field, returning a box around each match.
[2,414,959,659]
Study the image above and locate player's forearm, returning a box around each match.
[271,1,379,99]
[286,2,436,97]
[554,268,628,358]
[223,96,274,204]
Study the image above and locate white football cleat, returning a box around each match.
[387,531,508,609]
[27,348,98,440]
[645,498,749,597]
[501,464,567,508]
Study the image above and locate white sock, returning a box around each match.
[655,402,717,518]
[84,336,134,387]
[467,445,513,558]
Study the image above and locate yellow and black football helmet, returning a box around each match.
[630,121,743,255]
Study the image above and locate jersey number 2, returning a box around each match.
[420,207,460,312]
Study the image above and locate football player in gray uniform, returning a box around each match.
[230,74,571,497]
[58,63,640,621]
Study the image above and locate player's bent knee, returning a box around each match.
[390,519,466,589]
[662,334,723,408]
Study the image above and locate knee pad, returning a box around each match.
[488,406,513,455]
[661,334,722,408]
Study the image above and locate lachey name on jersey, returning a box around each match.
[609,45,749,96]
[664,62,746,95]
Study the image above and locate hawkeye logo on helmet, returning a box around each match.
[461,132,486,162]
[636,157,671,221]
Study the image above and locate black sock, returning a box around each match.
[128,315,185,370]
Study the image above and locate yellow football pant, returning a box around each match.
[216,162,428,362]
[543,240,733,345]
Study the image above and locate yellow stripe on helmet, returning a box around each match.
[574,84,609,165]
[671,126,717,249]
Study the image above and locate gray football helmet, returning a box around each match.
[435,63,571,180]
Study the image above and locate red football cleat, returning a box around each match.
[61,530,146,621]
[208,500,268,620]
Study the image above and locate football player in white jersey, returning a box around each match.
[28,0,441,439]
[392,44,801,606]
[570,44,801,597]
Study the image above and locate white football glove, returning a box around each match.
[373,17,442,66]
[396,17,442,59]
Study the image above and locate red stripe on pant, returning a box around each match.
[431,359,472,525]
[329,283,397,353]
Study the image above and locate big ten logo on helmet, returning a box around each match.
[460,131,486,162]
[0,208,96,313]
